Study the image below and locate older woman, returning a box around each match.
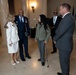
[5,14,19,65]
[35,14,50,66]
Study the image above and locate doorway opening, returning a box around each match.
[8,0,15,14]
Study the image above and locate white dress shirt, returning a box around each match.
[53,16,58,25]
[19,16,24,22]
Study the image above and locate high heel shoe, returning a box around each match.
[11,61,16,66]
[15,60,20,64]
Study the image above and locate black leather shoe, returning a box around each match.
[57,72,62,75]
[26,55,31,59]
[38,58,41,61]
[51,51,57,54]
[21,58,26,61]
[42,62,45,66]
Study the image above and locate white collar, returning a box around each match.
[53,16,57,18]
[62,12,70,18]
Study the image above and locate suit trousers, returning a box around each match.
[38,40,45,62]
[59,50,72,75]
[19,37,29,59]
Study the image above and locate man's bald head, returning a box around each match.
[18,9,24,16]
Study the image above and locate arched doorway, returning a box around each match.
[8,0,15,14]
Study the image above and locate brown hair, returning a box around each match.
[61,3,71,11]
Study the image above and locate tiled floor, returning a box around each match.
[0,35,76,75]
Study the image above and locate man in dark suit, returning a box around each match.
[49,11,62,54]
[15,9,31,61]
[53,3,75,75]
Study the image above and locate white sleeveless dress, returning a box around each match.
[6,22,19,53]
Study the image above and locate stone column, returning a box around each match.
[22,0,28,17]
[0,0,9,45]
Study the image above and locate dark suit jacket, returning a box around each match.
[53,13,75,51]
[15,15,30,39]
[49,16,62,37]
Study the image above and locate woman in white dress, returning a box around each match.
[5,14,20,65]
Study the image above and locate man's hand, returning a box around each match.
[54,41,56,44]
[28,36,30,38]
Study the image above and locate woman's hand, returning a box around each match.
[9,43,12,46]
[44,41,47,45]
[35,39,37,42]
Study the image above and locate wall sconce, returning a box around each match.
[30,2,37,13]
[31,6,35,13]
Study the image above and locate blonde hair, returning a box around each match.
[7,14,14,22]
[4,14,15,29]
